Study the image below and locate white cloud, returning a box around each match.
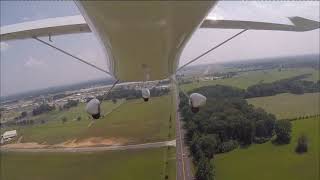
[207,6,225,20]
[22,17,30,21]
[0,42,9,52]
[76,48,108,70]
[207,14,224,21]
[24,56,45,68]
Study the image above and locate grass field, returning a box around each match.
[247,92,320,119]
[3,100,124,144]
[181,68,318,92]
[83,94,176,144]
[0,147,176,180]
[4,95,176,145]
[214,117,319,180]
[303,69,319,82]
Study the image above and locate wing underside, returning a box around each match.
[201,16,320,32]
[1,15,319,42]
[0,15,89,41]
[1,10,319,82]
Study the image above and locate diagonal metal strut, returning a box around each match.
[176,29,248,73]
[33,37,113,77]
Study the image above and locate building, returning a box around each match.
[1,130,17,144]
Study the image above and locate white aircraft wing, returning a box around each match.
[1,15,319,42]
[0,15,89,41]
[201,16,320,32]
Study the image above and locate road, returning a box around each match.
[176,111,194,180]
[0,139,176,153]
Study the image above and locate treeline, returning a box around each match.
[223,55,319,71]
[32,99,78,116]
[62,100,79,109]
[95,87,170,101]
[180,85,276,150]
[245,74,320,98]
[179,85,292,180]
[32,103,56,116]
[282,114,320,122]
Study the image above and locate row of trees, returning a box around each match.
[62,100,79,109]
[94,87,170,102]
[179,85,292,180]
[274,120,292,144]
[32,103,56,116]
[245,74,320,98]
[282,114,320,121]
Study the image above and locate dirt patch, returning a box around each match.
[1,137,129,149]
[55,137,128,148]
[2,142,48,149]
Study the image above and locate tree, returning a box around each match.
[295,134,308,154]
[21,111,28,118]
[62,117,67,124]
[190,133,202,162]
[255,120,268,137]
[263,117,276,137]
[32,103,55,116]
[195,155,214,180]
[236,119,255,145]
[275,120,292,144]
[199,134,218,159]
[63,100,79,109]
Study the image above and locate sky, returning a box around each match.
[0,1,319,96]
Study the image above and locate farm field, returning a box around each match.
[214,117,319,180]
[1,147,176,180]
[247,92,320,119]
[181,68,318,92]
[4,95,176,145]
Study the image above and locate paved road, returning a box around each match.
[0,140,176,153]
[176,110,194,180]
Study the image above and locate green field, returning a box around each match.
[182,68,319,92]
[247,93,320,119]
[84,94,176,144]
[0,147,176,180]
[5,95,176,145]
[303,69,319,82]
[214,117,319,180]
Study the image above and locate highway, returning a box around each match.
[0,139,176,153]
[176,111,194,180]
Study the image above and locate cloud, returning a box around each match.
[0,42,9,52]
[24,56,45,68]
[207,6,225,20]
[76,48,108,69]
[22,17,30,21]
[207,14,224,21]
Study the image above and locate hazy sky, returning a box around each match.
[1,1,319,96]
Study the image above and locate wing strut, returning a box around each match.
[170,76,189,99]
[33,37,113,77]
[100,79,119,117]
[175,29,248,74]
[172,29,248,103]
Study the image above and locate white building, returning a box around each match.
[1,130,17,144]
